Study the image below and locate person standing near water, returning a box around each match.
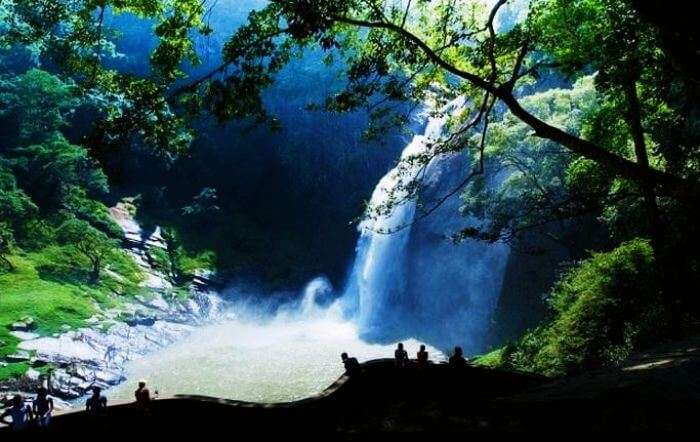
[85,386,108,416]
[33,387,54,428]
[416,345,429,368]
[448,346,468,367]
[135,380,153,413]
[394,343,409,368]
[341,352,362,376]
[1,394,34,431]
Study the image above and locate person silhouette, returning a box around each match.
[448,346,468,367]
[416,344,429,368]
[394,342,409,368]
[135,380,152,413]
[85,386,107,416]
[33,386,54,428]
[341,352,361,376]
[1,394,33,431]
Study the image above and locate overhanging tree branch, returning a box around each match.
[329,13,699,199]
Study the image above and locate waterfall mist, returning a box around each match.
[109,278,442,403]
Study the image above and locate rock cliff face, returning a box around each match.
[1,201,224,404]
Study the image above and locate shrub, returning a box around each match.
[17,219,56,250]
[494,239,663,376]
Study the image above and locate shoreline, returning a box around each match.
[0,285,225,406]
[1,202,225,406]
[5,337,698,432]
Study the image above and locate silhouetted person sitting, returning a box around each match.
[448,346,468,368]
[1,394,33,431]
[394,342,409,368]
[135,380,152,412]
[416,344,429,368]
[33,386,54,428]
[85,386,107,416]
[341,352,362,376]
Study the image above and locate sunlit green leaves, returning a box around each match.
[0,69,80,143]
[0,0,210,156]
[458,76,600,242]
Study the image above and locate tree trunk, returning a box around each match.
[0,254,14,271]
[90,257,101,284]
[624,80,663,247]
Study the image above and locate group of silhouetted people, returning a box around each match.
[1,380,155,431]
[341,343,469,375]
[3,346,470,431]
[1,387,54,431]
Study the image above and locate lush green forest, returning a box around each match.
[1,0,699,383]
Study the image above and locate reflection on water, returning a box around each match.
[109,298,442,403]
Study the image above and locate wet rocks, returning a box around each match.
[10,317,35,332]
[125,315,157,327]
[5,351,31,363]
[9,331,40,341]
[1,200,226,402]
[12,305,208,400]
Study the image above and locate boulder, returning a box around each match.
[94,369,125,385]
[10,331,40,340]
[126,315,157,327]
[21,316,35,329]
[147,295,170,312]
[56,388,81,399]
[5,351,31,362]
[30,357,49,367]
[10,317,36,331]
[10,322,29,332]
[25,368,41,381]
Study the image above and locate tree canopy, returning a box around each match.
[174,0,699,205]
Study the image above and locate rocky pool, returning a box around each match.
[108,299,443,403]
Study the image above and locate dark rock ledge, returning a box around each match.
[4,337,698,433]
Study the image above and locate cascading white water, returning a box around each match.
[100,97,514,405]
[342,100,510,353]
[343,109,452,334]
[299,276,334,316]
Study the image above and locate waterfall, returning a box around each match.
[342,101,510,354]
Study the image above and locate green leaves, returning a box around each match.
[150,0,210,82]
[56,217,118,283]
[12,134,109,211]
[496,238,660,376]
[0,162,37,225]
[0,221,16,271]
[0,0,208,157]
[0,69,80,143]
[458,76,598,242]
[0,67,119,258]
[94,75,193,157]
